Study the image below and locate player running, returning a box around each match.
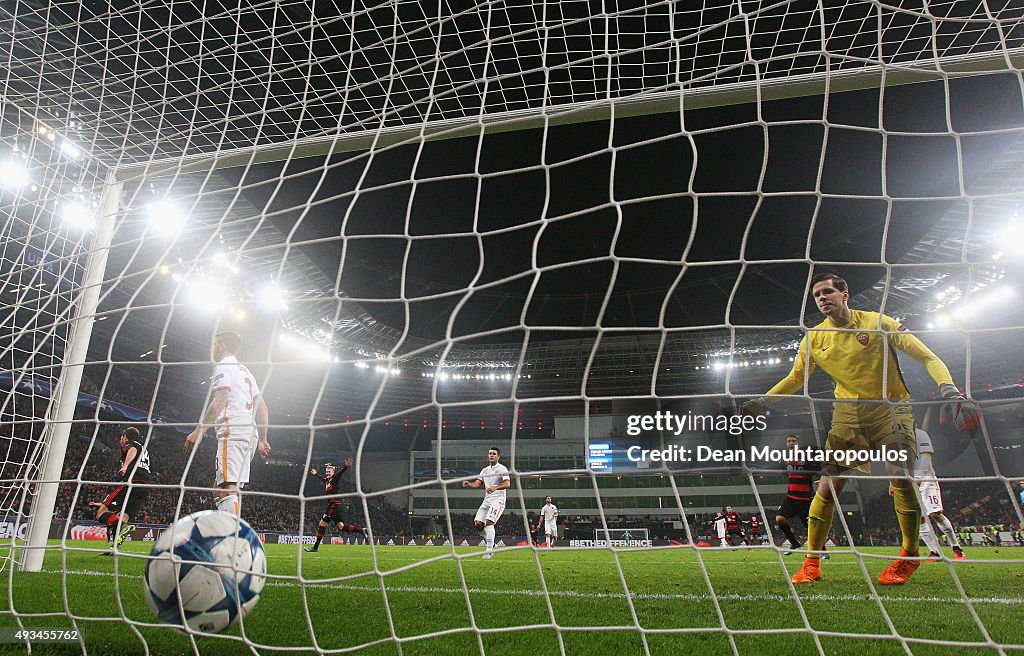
[742,272,978,585]
[775,434,826,556]
[304,458,367,552]
[91,427,151,552]
[537,496,559,548]
[462,447,510,559]
[912,428,966,561]
[724,506,744,547]
[184,331,271,517]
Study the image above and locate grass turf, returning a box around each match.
[0,541,1021,655]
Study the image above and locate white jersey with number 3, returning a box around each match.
[211,355,261,442]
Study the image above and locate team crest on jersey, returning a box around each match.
[856,332,869,346]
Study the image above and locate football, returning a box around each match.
[143,510,267,633]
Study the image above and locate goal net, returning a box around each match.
[1,0,1023,654]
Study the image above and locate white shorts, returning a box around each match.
[474,498,505,525]
[544,520,557,536]
[919,480,944,515]
[215,438,256,487]
[717,527,726,539]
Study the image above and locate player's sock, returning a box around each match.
[919,519,941,555]
[484,525,495,552]
[216,494,240,516]
[891,484,921,555]
[99,512,119,542]
[936,516,961,549]
[806,493,835,560]
[314,527,326,548]
[779,523,799,547]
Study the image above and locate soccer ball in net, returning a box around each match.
[143,510,267,633]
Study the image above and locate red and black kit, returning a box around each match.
[776,452,822,522]
[724,510,744,537]
[101,440,151,520]
[307,465,364,551]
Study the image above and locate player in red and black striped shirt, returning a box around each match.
[724,506,744,546]
[304,458,367,552]
[775,434,823,553]
[89,427,151,550]
[748,514,763,545]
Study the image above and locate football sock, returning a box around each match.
[216,494,240,516]
[806,493,835,560]
[314,526,326,548]
[99,511,118,541]
[891,484,921,554]
[936,515,961,548]
[779,522,799,546]
[484,525,495,551]
[919,518,941,554]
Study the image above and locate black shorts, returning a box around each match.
[322,500,345,524]
[777,497,812,522]
[727,528,744,538]
[102,482,150,519]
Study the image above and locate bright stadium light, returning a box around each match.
[61,139,83,159]
[259,282,288,311]
[0,160,29,190]
[62,203,95,230]
[183,278,225,309]
[147,200,186,235]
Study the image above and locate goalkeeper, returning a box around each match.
[742,273,980,586]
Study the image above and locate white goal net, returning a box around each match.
[1,1,1023,654]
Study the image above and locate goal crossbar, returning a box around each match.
[112,48,1024,184]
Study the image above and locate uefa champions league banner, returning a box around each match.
[0,372,186,433]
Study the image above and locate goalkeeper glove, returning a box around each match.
[938,384,981,433]
[739,397,768,416]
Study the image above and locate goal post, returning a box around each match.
[19,176,123,573]
[594,528,650,545]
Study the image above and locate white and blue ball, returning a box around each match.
[143,510,266,633]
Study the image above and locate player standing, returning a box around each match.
[713,512,727,547]
[742,273,978,585]
[913,428,966,561]
[748,514,763,545]
[184,331,271,517]
[537,496,559,548]
[90,427,151,550]
[775,434,822,554]
[462,447,510,559]
[304,458,367,552]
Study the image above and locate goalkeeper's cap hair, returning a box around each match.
[786,433,800,441]
[324,462,335,469]
[810,272,848,293]
[122,427,140,441]
[489,446,501,455]
[215,331,242,354]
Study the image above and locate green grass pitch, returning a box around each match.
[0,541,1021,655]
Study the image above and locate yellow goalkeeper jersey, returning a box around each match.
[767,310,953,401]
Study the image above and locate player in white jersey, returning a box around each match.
[462,447,510,559]
[184,332,271,516]
[537,496,558,548]
[714,512,728,547]
[913,427,966,561]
